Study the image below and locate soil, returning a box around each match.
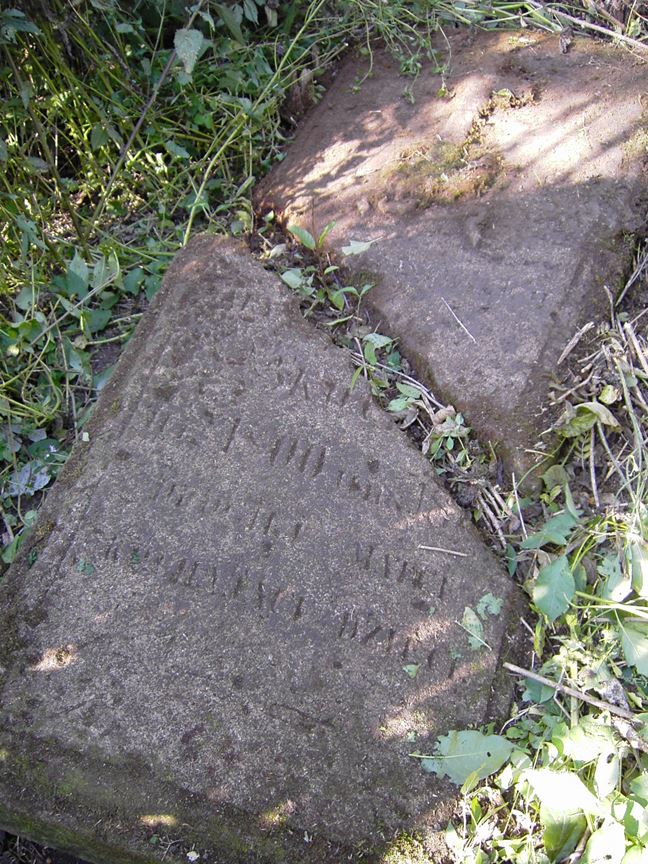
[1,833,86,864]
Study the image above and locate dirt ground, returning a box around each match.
[1,832,86,864]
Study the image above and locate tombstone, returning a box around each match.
[0,238,521,862]
[255,30,648,472]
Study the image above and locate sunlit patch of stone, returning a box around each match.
[139,814,178,828]
[258,799,296,829]
[29,644,77,671]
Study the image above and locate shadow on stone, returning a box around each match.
[255,29,648,474]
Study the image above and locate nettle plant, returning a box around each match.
[280,222,377,320]
[408,478,648,864]
[0,0,356,560]
[279,225,375,336]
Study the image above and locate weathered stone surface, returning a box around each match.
[0,237,520,864]
[256,30,648,470]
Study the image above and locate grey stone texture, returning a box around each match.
[256,30,648,471]
[0,237,520,863]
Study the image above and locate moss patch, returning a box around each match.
[381,832,430,864]
[373,87,536,211]
[387,141,502,207]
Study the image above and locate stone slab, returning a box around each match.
[256,30,648,470]
[0,237,520,864]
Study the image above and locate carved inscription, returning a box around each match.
[354,542,446,599]
[25,247,501,707]
[269,434,327,479]
[61,531,453,675]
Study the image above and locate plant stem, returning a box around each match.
[3,45,87,250]
[82,0,206,242]
[503,662,637,722]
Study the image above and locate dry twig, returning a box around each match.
[504,662,638,723]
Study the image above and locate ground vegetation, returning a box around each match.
[1,2,648,863]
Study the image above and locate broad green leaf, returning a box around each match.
[579,400,620,427]
[174,28,204,74]
[57,296,81,321]
[197,10,215,27]
[553,717,617,763]
[93,365,114,393]
[265,5,278,26]
[561,401,620,437]
[165,140,191,159]
[630,541,648,598]
[87,308,111,333]
[582,821,625,864]
[600,384,620,404]
[522,676,555,704]
[620,621,648,676]
[461,606,485,650]
[14,283,36,312]
[630,774,648,806]
[17,80,31,107]
[63,337,91,381]
[145,276,161,302]
[363,333,393,349]
[317,221,336,247]
[417,730,513,786]
[599,553,632,602]
[396,383,423,399]
[363,335,393,366]
[341,238,378,256]
[521,768,605,817]
[506,543,517,577]
[363,341,378,366]
[573,561,588,591]
[67,251,89,295]
[105,124,123,147]
[123,267,144,295]
[90,124,109,150]
[215,3,245,43]
[541,806,586,862]
[623,847,648,864]
[476,592,503,617]
[329,289,345,310]
[1,533,27,565]
[26,155,47,172]
[23,509,38,528]
[243,0,258,23]
[387,396,413,412]
[349,366,363,391]
[542,463,569,493]
[15,215,46,253]
[91,252,119,290]
[595,749,620,798]
[522,510,581,549]
[386,348,401,368]
[287,224,316,250]
[533,555,575,621]
[612,792,648,843]
[7,461,50,497]
[280,269,304,290]
[403,664,419,678]
[235,174,255,197]
[1,9,41,40]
